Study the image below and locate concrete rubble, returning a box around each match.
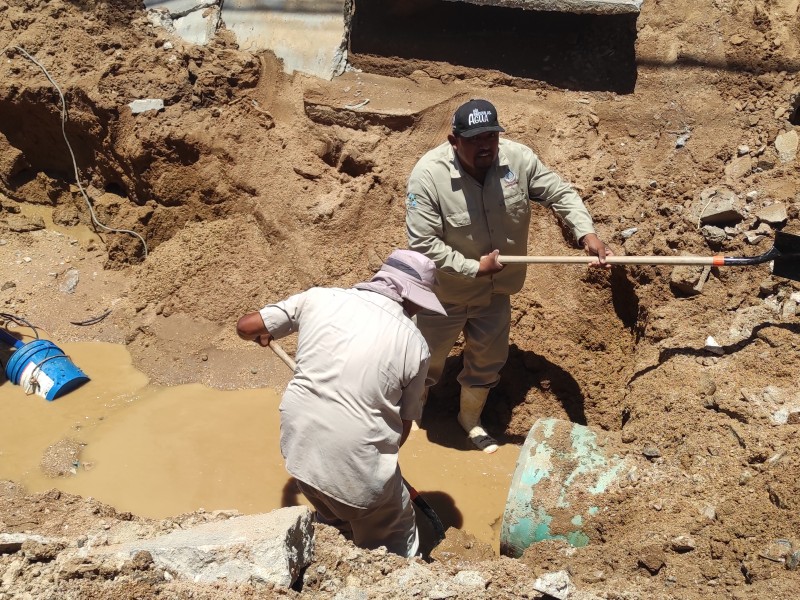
[90,506,314,587]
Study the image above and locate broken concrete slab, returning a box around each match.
[755,202,788,225]
[447,0,643,15]
[94,507,314,587]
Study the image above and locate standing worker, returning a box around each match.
[406,98,612,454]
[236,249,446,558]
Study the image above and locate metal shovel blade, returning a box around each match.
[771,231,800,282]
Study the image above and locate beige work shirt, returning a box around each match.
[259,287,429,508]
[406,139,595,306]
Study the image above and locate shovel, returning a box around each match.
[498,231,800,281]
[266,339,446,544]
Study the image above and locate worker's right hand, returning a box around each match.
[477,249,504,277]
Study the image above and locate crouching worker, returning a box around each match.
[236,249,446,558]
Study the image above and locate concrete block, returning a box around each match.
[96,507,314,587]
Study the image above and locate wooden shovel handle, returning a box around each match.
[498,255,723,266]
[269,340,296,371]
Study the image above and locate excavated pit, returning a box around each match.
[350,0,639,93]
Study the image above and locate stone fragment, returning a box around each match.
[701,225,727,244]
[453,570,487,588]
[59,268,80,294]
[670,535,696,553]
[704,336,724,355]
[3,214,46,232]
[128,99,165,114]
[775,130,798,162]
[638,546,666,575]
[670,264,711,295]
[0,533,51,555]
[758,539,792,562]
[532,570,574,600]
[755,202,788,225]
[642,445,661,459]
[697,189,744,225]
[724,155,752,180]
[620,227,638,238]
[98,507,313,587]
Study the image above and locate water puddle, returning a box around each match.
[0,341,519,551]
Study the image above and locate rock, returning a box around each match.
[755,202,788,225]
[642,445,661,459]
[3,214,46,232]
[620,227,638,239]
[0,533,51,555]
[293,163,324,181]
[59,268,80,294]
[453,570,487,588]
[737,145,750,156]
[701,225,727,244]
[670,264,711,295]
[697,188,744,225]
[775,130,798,162]
[724,155,752,180]
[670,536,696,553]
[638,546,666,575]
[704,336,724,355]
[758,539,792,562]
[98,507,314,587]
[787,411,800,425]
[532,570,574,600]
[675,132,691,148]
[128,98,165,114]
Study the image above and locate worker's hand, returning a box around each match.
[581,233,613,268]
[254,333,273,347]
[477,249,504,277]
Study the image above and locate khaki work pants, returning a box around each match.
[415,293,511,389]
[295,471,419,558]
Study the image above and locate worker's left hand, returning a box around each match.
[581,233,613,268]
[255,333,273,347]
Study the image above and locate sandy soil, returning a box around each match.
[2,0,800,598]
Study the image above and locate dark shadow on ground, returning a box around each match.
[280,476,303,508]
[351,0,638,93]
[420,343,587,448]
[281,476,458,559]
[414,489,461,558]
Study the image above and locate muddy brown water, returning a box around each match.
[0,341,520,551]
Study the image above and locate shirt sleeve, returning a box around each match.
[398,351,429,421]
[406,167,480,278]
[258,290,308,340]
[525,149,596,243]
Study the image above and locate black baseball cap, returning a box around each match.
[451,99,505,138]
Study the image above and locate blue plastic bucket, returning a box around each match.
[4,339,89,401]
[500,418,628,558]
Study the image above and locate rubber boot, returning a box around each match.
[457,386,498,454]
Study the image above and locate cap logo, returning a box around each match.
[468,109,492,126]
